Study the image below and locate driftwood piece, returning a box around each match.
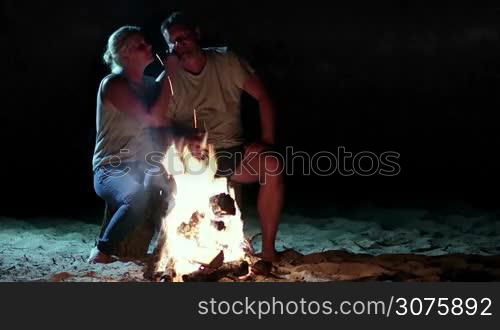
[182,261,250,282]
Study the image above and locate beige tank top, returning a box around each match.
[92,74,158,171]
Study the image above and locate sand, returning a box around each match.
[1,205,499,282]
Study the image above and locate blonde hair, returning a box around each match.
[103,26,142,73]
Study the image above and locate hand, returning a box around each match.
[164,52,180,74]
[175,129,208,160]
[188,129,208,160]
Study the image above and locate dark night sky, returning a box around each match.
[2,1,500,217]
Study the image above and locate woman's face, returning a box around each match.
[122,33,154,66]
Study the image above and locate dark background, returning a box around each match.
[2,1,500,218]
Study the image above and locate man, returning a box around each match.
[158,12,283,262]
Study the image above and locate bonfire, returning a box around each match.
[152,136,252,282]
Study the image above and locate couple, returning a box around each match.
[88,12,284,265]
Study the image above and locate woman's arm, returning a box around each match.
[102,75,172,127]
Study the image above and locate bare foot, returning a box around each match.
[87,247,117,264]
[255,250,282,263]
[251,260,272,276]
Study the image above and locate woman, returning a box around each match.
[88,26,172,263]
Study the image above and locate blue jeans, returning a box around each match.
[94,161,169,255]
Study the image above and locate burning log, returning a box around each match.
[210,193,236,216]
[182,260,250,282]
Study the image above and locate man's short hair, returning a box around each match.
[160,11,198,34]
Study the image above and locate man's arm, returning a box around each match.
[242,74,276,145]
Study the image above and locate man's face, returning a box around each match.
[163,24,199,58]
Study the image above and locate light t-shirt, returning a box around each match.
[160,48,255,149]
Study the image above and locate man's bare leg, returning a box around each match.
[231,144,284,262]
[257,165,284,261]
